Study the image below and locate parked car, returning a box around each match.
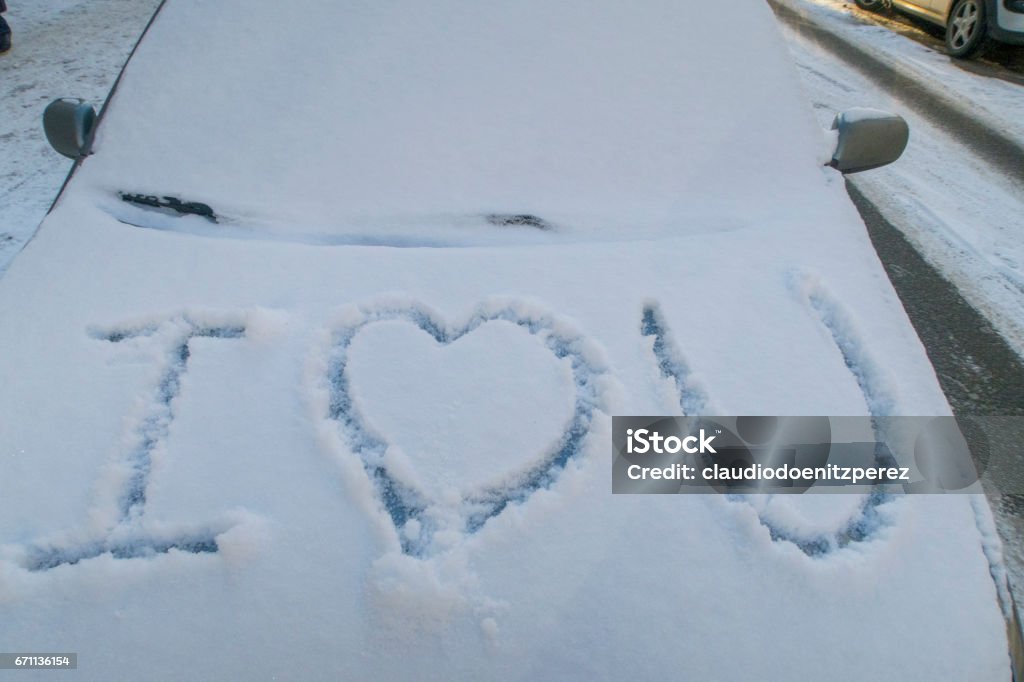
[855,0,1024,57]
[0,0,1013,679]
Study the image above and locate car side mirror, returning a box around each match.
[43,98,97,160]
[829,108,909,174]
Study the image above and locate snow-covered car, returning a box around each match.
[0,0,1014,679]
[855,0,1024,57]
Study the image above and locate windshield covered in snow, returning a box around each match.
[82,0,827,244]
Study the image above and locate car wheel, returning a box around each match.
[853,0,887,11]
[946,0,989,59]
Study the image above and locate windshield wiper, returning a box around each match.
[484,214,550,230]
[120,192,218,223]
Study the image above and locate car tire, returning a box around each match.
[946,0,990,59]
[853,0,887,11]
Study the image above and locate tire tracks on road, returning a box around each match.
[768,0,1024,190]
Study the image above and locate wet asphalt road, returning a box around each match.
[848,182,1024,417]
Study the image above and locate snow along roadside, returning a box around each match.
[769,0,1024,156]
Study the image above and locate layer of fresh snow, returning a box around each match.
[78,0,837,237]
[347,318,574,500]
[0,0,1012,679]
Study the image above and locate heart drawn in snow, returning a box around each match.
[324,301,607,556]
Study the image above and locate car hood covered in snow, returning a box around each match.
[0,0,1012,679]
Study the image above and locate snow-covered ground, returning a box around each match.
[779,0,1023,143]
[0,0,162,276]
[778,0,1024,359]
